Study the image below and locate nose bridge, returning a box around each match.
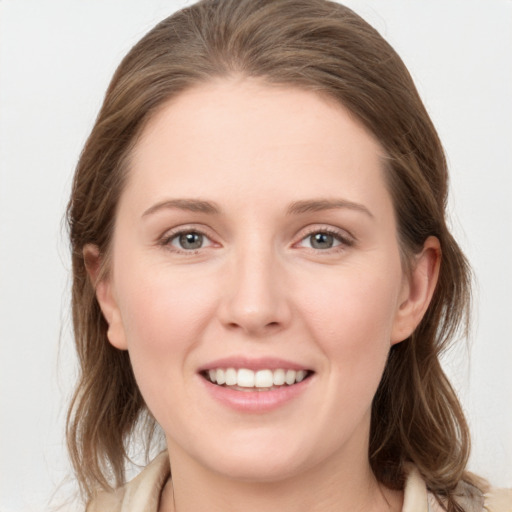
[220,233,290,335]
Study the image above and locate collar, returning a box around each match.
[98,453,444,512]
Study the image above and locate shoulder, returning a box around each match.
[86,451,170,512]
[404,465,512,512]
[483,486,512,512]
[431,480,512,512]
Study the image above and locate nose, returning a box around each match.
[217,244,292,337]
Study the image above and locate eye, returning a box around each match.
[296,229,353,251]
[303,232,340,250]
[168,231,213,251]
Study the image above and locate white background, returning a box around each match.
[0,1,511,510]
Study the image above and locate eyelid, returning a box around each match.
[293,224,355,250]
[158,224,220,252]
[156,223,354,253]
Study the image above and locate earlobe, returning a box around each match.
[391,236,441,345]
[83,244,128,351]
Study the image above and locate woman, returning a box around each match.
[66,0,511,511]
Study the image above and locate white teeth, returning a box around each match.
[285,370,297,385]
[237,368,255,387]
[296,370,307,382]
[216,368,226,385]
[255,369,273,388]
[272,369,285,386]
[205,368,310,388]
[225,368,237,386]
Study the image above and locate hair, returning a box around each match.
[66,0,475,510]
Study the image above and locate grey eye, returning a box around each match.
[176,232,204,250]
[309,232,336,249]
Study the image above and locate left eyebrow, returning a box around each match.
[142,198,221,218]
[286,199,374,218]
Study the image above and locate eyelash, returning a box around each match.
[159,226,215,254]
[158,226,354,254]
[296,226,354,252]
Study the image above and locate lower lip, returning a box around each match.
[200,375,313,413]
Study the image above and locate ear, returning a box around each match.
[391,236,441,345]
[83,244,128,350]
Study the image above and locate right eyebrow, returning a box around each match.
[142,198,221,218]
[286,198,374,218]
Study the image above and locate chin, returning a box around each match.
[206,452,312,483]
[181,429,326,484]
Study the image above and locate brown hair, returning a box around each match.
[67,0,474,509]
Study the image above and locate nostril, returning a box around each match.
[225,320,280,329]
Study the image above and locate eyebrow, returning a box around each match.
[142,198,221,217]
[142,197,373,219]
[286,199,374,218]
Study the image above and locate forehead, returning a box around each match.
[123,78,390,215]
[134,78,383,160]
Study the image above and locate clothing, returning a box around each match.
[86,451,512,512]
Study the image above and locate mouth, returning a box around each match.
[201,368,314,391]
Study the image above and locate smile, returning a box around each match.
[203,368,313,390]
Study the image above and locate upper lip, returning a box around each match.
[197,356,312,373]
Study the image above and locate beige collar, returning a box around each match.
[402,464,430,512]
[88,452,493,512]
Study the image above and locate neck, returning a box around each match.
[161,438,401,512]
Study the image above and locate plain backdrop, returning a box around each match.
[1,1,511,511]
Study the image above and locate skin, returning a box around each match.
[88,78,440,512]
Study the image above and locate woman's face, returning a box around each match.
[95,79,436,482]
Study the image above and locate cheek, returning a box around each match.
[116,252,217,337]
[113,260,219,401]
[298,265,401,382]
